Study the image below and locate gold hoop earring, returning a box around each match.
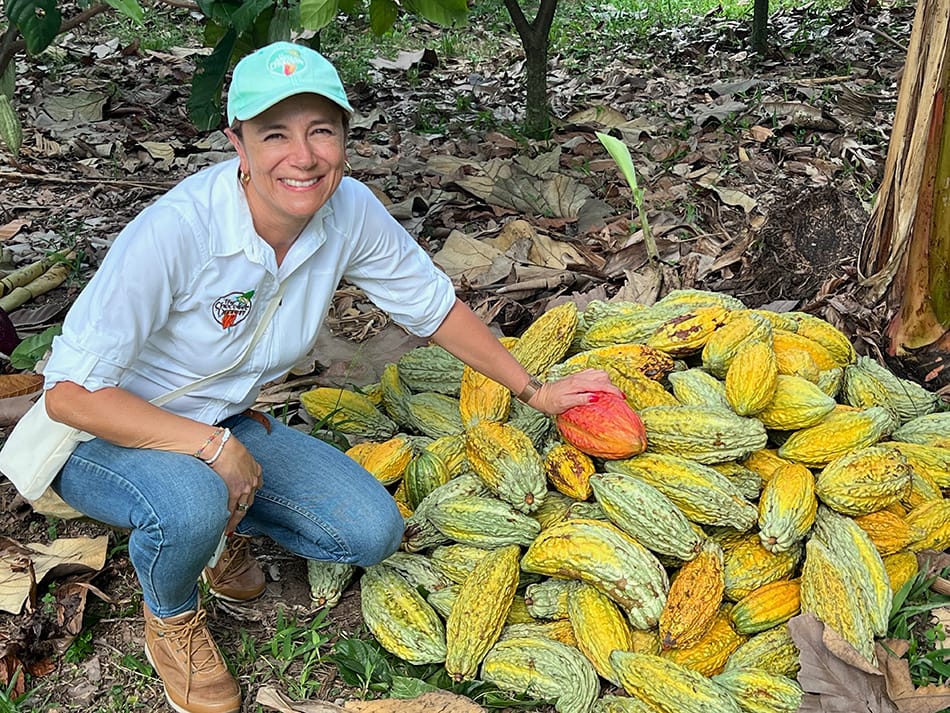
[239,170,251,186]
[344,160,352,174]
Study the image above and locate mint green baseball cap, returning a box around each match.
[226,42,353,125]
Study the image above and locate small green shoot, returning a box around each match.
[595,131,658,261]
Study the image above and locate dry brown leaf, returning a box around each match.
[878,638,950,713]
[789,613,898,712]
[0,373,43,398]
[345,691,484,713]
[0,219,31,243]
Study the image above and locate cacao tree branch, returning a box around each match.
[0,4,112,79]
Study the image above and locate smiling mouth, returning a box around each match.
[282,177,320,188]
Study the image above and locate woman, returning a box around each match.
[41,42,619,713]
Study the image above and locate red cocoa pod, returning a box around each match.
[555,391,648,460]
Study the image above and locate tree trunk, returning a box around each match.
[858,0,950,390]
[750,0,769,55]
[502,0,559,139]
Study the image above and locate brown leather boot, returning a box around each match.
[143,605,240,713]
[202,535,265,602]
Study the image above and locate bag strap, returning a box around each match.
[150,280,288,408]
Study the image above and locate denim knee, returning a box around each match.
[339,497,404,567]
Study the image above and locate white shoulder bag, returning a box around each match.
[0,281,287,517]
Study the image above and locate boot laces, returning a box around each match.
[164,609,225,689]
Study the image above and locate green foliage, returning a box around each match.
[327,636,549,707]
[887,565,950,687]
[9,325,61,371]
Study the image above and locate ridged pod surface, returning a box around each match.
[668,368,730,409]
[610,650,743,713]
[811,507,892,637]
[424,434,468,477]
[638,405,768,464]
[904,499,950,551]
[300,387,397,438]
[777,406,894,466]
[429,543,492,584]
[722,534,802,600]
[816,367,844,398]
[729,579,801,634]
[757,375,837,430]
[459,362,511,428]
[646,306,731,356]
[445,544,521,681]
[554,343,675,381]
[406,392,465,438]
[883,551,919,594]
[711,667,804,713]
[499,620,577,646]
[891,412,950,448]
[465,420,547,512]
[396,345,464,395]
[402,449,451,510]
[481,636,600,713]
[359,564,446,665]
[307,560,356,609]
[510,302,579,377]
[660,610,747,676]
[426,495,541,549]
[382,551,453,594]
[772,330,838,371]
[757,463,817,553]
[711,462,763,500]
[524,578,574,620]
[741,449,792,482]
[543,443,596,500]
[788,312,856,366]
[658,540,725,650]
[579,311,670,350]
[521,519,669,629]
[402,473,489,552]
[590,471,704,561]
[345,436,414,486]
[852,356,939,423]
[609,454,758,531]
[815,445,912,516]
[701,311,773,378]
[853,510,923,555]
[567,583,635,685]
[842,363,900,420]
[555,391,648,460]
[653,288,746,314]
[618,374,681,410]
[593,695,662,713]
[725,340,778,416]
[800,538,877,664]
[379,362,414,428]
[883,441,950,489]
[723,624,800,677]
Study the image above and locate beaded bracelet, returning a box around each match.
[193,427,225,460]
[203,428,232,466]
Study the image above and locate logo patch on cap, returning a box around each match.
[267,47,306,77]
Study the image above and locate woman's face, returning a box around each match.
[227,93,347,241]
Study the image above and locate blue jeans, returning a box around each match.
[52,412,403,618]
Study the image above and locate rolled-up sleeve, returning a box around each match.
[338,182,456,337]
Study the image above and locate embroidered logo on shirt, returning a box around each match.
[212,290,255,330]
[267,47,305,78]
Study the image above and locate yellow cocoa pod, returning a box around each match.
[883,441,950,489]
[725,340,778,416]
[555,343,674,381]
[777,406,894,467]
[853,510,923,555]
[379,362,413,428]
[445,544,521,681]
[772,329,838,370]
[724,624,800,677]
[815,445,912,516]
[816,366,844,398]
[406,391,465,438]
[669,368,729,409]
[647,305,731,357]
[712,667,804,713]
[424,434,468,477]
[653,288,746,314]
[723,534,801,601]
[905,499,950,551]
[618,373,681,410]
[757,463,817,553]
[660,609,747,676]
[301,387,397,438]
[741,448,792,483]
[730,579,801,635]
[543,442,595,500]
[702,311,773,378]
[757,375,836,430]
[510,301,579,377]
[459,363,510,428]
[499,619,577,645]
[567,583,635,685]
[659,540,725,650]
[892,412,950,448]
[883,551,919,594]
[345,436,414,486]
[787,312,856,366]
[466,420,546,513]
[612,650,743,713]
[902,467,944,509]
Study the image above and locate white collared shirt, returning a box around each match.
[42,157,456,424]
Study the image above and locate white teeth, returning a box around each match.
[283,177,318,187]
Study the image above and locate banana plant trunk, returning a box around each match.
[858,0,950,390]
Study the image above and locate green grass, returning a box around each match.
[887,565,950,688]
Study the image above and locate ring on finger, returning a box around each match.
[237,502,250,512]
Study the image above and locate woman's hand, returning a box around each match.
[209,435,264,534]
[527,368,625,415]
